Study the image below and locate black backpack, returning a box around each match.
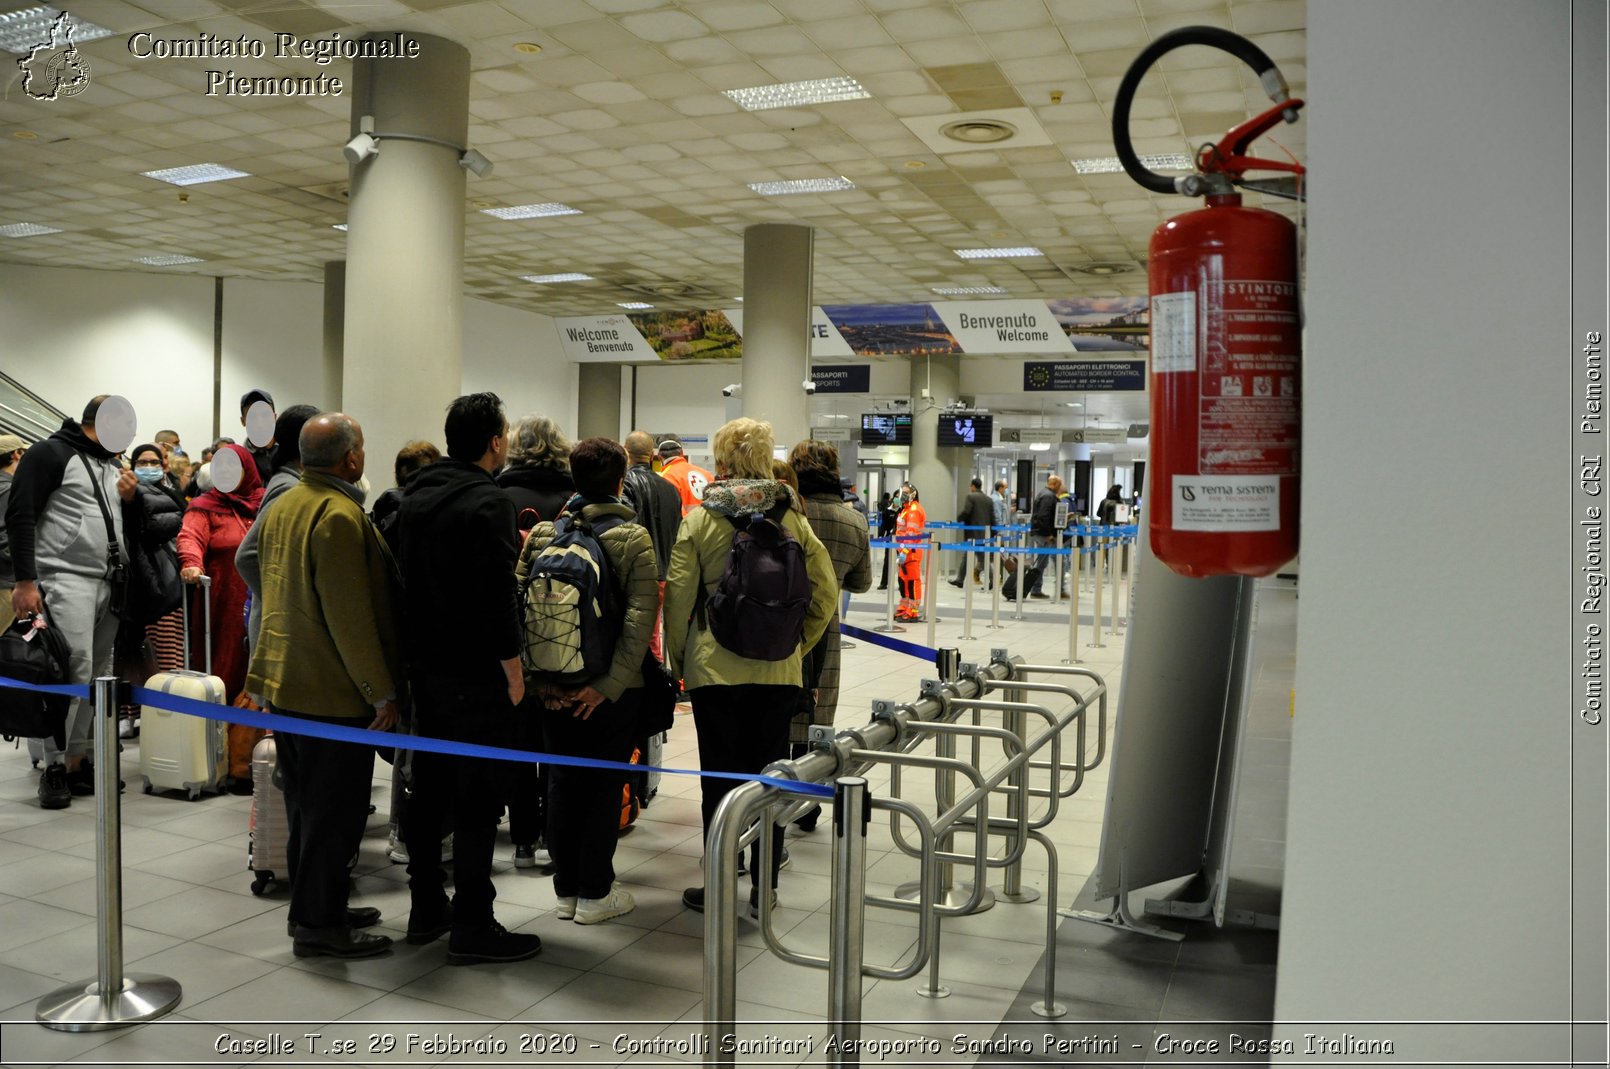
[0,616,73,746]
[520,513,627,684]
[701,502,812,661]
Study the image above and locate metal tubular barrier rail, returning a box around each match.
[700,651,1108,1063]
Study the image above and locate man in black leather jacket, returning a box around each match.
[621,430,682,662]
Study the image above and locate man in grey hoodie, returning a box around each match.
[6,398,136,807]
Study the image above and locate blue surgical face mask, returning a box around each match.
[135,466,164,484]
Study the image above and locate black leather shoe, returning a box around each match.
[406,898,453,945]
[287,906,381,937]
[681,886,705,913]
[792,804,821,834]
[445,920,541,966]
[947,579,963,588]
[292,927,392,959]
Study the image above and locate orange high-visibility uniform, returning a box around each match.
[659,455,713,516]
[896,499,927,611]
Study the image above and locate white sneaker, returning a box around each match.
[387,834,409,865]
[532,841,552,866]
[555,896,578,921]
[574,885,635,925]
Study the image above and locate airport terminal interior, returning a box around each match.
[0,0,1594,1065]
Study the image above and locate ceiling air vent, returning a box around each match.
[940,119,1017,145]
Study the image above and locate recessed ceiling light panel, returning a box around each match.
[617,302,653,310]
[0,6,114,53]
[748,177,855,196]
[0,222,62,237]
[133,254,204,266]
[141,163,250,187]
[332,223,348,231]
[723,76,869,112]
[481,203,582,220]
[522,273,594,284]
[953,247,1043,260]
[932,285,1007,295]
[1072,153,1193,175]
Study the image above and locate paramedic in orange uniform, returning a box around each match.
[895,484,927,621]
[657,438,713,517]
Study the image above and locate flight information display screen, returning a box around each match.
[937,414,993,447]
[861,413,912,446]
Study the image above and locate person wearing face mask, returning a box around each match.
[390,392,540,965]
[246,413,400,960]
[178,443,265,786]
[5,396,137,807]
[894,484,927,622]
[121,444,186,700]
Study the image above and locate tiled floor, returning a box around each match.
[0,570,1292,1068]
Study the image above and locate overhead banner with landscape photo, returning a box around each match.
[553,297,1148,363]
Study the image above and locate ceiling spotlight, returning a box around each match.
[459,149,493,178]
[343,132,378,165]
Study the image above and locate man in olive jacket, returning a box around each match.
[246,413,398,960]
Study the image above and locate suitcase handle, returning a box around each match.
[181,574,213,674]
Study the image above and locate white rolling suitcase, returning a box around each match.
[139,576,228,799]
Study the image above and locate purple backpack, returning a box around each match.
[701,502,812,661]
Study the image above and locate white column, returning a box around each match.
[741,224,812,449]
[321,260,344,412]
[909,353,961,520]
[343,33,469,485]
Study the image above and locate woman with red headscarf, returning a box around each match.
[178,443,264,787]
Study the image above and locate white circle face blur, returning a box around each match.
[211,447,244,494]
[245,400,275,448]
[95,395,138,454]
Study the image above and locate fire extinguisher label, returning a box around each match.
[1198,278,1300,475]
[1150,291,1197,373]
[1171,475,1280,531]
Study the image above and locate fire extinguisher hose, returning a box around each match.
[1112,26,1291,196]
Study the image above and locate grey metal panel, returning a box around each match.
[1091,533,1248,900]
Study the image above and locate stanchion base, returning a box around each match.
[915,983,951,1000]
[1032,1001,1068,1019]
[892,881,996,913]
[991,884,1041,904]
[1086,641,1107,649]
[872,625,908,634]
[986,624,1005,630]
[37,973,183,1032]
[839,641,858,650]
[1060,656,1084,665]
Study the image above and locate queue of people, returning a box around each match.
[1,390,872,968]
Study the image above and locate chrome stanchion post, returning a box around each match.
[38,677,182,1031]
[959,543,975,640]
[923,541,937,649]
[1014,531,1027,621]
[1087,544,1107,649]
[1063,550,1083,665]
[1107,535,1120,636]
[1050,529,1062,606]
[827,778,869,1061]
[875,541,905,634]
[988,539,1003,629]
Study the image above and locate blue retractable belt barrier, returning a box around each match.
[125,685,834,799]
[838,624,938,661]
[0,674,832,799]
[0,675,93,700]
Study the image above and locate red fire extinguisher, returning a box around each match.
[1113,28,1305,579]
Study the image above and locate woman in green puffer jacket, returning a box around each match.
[663,417,837,915]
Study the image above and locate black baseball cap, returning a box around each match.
[240,388,274,412]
